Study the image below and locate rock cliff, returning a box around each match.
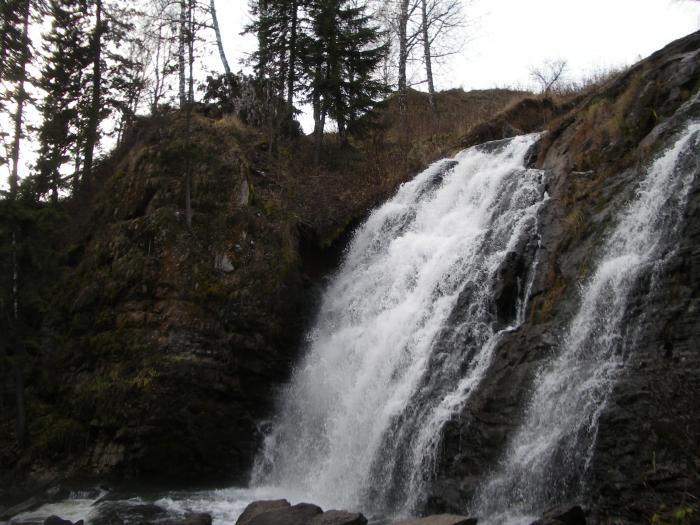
[433,30,700,523]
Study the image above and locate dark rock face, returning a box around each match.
[393,514,477,525]
[236,500,351,525]
[433,29,700,524]
[529,504,586,525]
[44,516,84,525]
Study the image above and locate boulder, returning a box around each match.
[236,501,323,525]
[44,517,84,525]
[393,514,477,525]
[165,512,213,525]
[310,510,368,525]
[236,500,292,525]
[89,502,169,525]
[529,504,586,525]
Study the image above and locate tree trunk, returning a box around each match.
[312,60,325,164]
[178,0,187,108]
[286,0,298,112]
[210,0,231,76]
[83,0,102,183]
[398,0,409,114]
[11,231,27,446]
[421,0,437,116]
[9,0,31,195]
[184,0,195,229]
[73,134,82,193]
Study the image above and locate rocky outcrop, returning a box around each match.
[393,514,477,525]
[236,500,366,525]
[434,29,700,524]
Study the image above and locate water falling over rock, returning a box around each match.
[473,123,700,524]
[252,134,547,516]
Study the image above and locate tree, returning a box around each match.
[246,0,303,115]
[81,0,104,183]
[210,0,230,76]
[419,0,464,115]
[0,0,46,447]
[530,58,568,95]
[35,0,90,201]
[307,0,387,148]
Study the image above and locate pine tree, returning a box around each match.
[308,0,387,147]
[0,0,45,447]
[246,0,303,115]
[35,0,90,201]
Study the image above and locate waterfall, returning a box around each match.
[252,134,547,516]
[473,123,700,524]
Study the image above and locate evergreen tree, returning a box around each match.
[35,0,90,201]
[246,0,304,114]
[308,0,387,147]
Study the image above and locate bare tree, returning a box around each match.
[530,58,568,95]
[397,0,412,113]
[210,0,230,76]
[420,0,465,115]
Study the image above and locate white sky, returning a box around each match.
[216,0,700,92]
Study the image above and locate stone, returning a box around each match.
[393,515,477,525]
[215,254,235,273]
[236,500,292,525]
[45,517,84,525]
[236,502,323,525]
[309,510,368,525]
[89,502,168,525]
[529,504,586,525]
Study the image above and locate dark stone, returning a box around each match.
[89,502,169,525]
[45,517,83,525]
[236,500,292,525]
[393,515,477,525]
[162,512,213,525]
[236,502,323,525]
[309,510,368,525]
[529,504,586,525]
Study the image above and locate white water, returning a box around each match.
[473,123,700,524]
[252,134,547,516]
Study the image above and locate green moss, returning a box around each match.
[652,506,696,525]
[31,414,87,459]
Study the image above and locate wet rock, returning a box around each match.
[393,514,477,525]
[167,512,213,525]
[529,504,586,525]
[44,517,84,525]
[89,502,169,525]
[236,500,292,525]
[235,501,323,525]
[310,510,367,525]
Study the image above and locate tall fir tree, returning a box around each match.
[35,0,90,201]
[308,0,387,147]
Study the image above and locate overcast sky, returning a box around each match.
[216,0,700,92]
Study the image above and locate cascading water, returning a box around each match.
[252,134,547,516]
[473,123,700,524]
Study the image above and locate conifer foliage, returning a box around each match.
[247,0,388,150]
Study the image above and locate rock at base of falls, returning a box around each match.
[392,514,477,525]
[88,502,213,525]
[44,516,84,525]
[529,504,586,525]
[236,500,369,525]
[236,501,480,525]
